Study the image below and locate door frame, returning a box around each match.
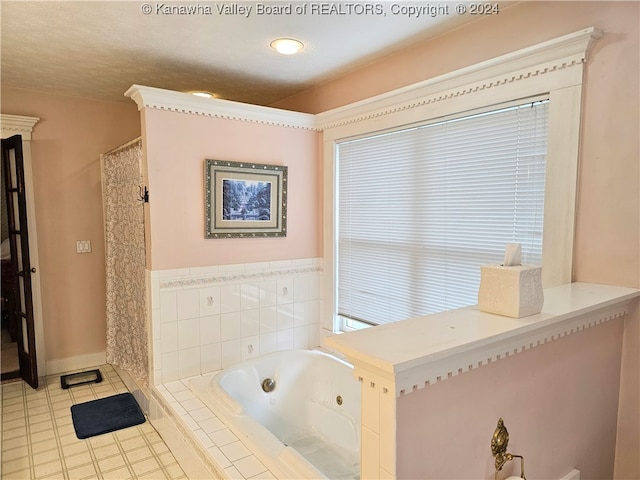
[1,114,46,377]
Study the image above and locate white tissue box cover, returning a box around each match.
[478,264,544,318]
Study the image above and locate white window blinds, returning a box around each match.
[336,100,549,325]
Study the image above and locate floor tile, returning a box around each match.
[66,462,99,479]
[1,365,188,480]
[33,458,63,478]
[130,457,162,476]
[64,451,94,469]
[101,466,134,479]
[234,455,268,478]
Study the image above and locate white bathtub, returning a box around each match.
[189,349,361,479]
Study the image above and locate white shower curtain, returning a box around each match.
[101,138,148,386]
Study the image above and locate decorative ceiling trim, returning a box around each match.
[316,26,602,131]
[1,114,40,140]
[124,27,601,134]
[125,85,317,131]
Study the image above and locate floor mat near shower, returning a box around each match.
[60,369,103,389]
[71,392,146,439]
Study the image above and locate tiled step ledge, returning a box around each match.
[149,377,280,480]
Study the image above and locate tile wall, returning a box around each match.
[149,258,324,385]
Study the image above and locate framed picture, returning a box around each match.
[205,159,287,238]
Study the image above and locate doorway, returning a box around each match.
[1,115,44,389]
[1,155,20,379]
[1,135,38,388]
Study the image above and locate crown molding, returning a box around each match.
[124,27,601,134]
[124,85,318,131]
[1,114,40,140]
[316,27,602,131]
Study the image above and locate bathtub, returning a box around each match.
[189,349,361,479]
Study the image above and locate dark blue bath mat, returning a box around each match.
[71,392,145,439]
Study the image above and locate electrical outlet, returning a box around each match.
[76,240,92,253]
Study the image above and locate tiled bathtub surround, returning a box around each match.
[150,379,276,479]
[150,258,323,385]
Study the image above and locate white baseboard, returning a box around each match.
[561,469,580,480]
[45,352,106,376]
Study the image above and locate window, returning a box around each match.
[336,100,549,327]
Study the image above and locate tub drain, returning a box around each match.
[262,378,276,393]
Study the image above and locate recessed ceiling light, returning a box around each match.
[189,91,215,98]
[270,38,304,55]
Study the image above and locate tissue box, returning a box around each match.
[478,264,543,318]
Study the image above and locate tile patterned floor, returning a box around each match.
[1,364,188,480]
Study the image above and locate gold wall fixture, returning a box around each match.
[491,418,527,479]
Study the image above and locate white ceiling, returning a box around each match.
[2,1,485,107]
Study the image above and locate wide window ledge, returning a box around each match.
[326,282,639,396]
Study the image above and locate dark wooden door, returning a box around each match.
[2,135,38,389]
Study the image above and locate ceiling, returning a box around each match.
[2,1,486,107]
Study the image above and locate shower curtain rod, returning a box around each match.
[102,136,142,156]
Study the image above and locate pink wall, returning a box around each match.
[273,3,639,477]
[614,301,640,478]
[3,3,636,474]
[1,87,140,363]
[288,2,640,289]
[396,318,625,479]
[141,108,321,270]
[274,1,640,287]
